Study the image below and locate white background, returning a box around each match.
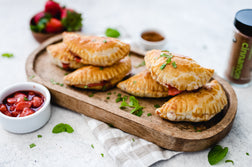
[0,0,252,166]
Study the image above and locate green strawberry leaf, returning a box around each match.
[61,11,82,31]
[30,13,51,33]
[208,145,228,165]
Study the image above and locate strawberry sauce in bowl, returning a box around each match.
[0,91,45,118]
[0,82,51,133]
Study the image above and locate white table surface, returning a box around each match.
[0,0,252,166]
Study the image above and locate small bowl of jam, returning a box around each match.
[140,29,166,50]
[0,82,51,133]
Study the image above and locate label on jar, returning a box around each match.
[226,31,252,84]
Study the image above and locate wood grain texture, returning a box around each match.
[25,34,237,152]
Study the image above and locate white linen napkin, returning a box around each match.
[84,115,181,167]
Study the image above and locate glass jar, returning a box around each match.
[225,9,252,87]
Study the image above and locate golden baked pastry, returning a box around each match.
[64,56,131,90]
[155,80,228,122]
[117,70,169,98]
[63,32,130,66]
[47,42,84,70]
[145,50,214,91]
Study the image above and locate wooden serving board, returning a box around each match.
[25,35,237,152]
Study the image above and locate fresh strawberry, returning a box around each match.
[14,93,27,103]
[45,0,61,18]
[20,108,35,117]
[61,8,74,19]
[16,101,32,111]
[11,110,21,117]
[7,97,17,104]
[0,104,7,112]
[45,18,63,33]
[34,11,46,24]
[0,104,11,116]
[31,96,43,108]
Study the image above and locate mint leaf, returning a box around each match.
[147,113,152,116]
[29,143,36,148]
[2,53,14,58]
[105,28,120,38]
[208,145,228,165]
[225,160,234,165]
[154,104,160,108]
[52,123,74,133]
[61,11,82,31]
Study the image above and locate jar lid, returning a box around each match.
[234,9,252,37]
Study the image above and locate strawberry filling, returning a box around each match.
[167,85,183,96]
[62,63,70,69]
[87,83,106,87]
[69,50,82,63]
[76,80,109,88]
[74,56,82,63]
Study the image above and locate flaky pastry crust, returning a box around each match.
[145,50,214,91]
[47,42,84,69]
[117,70,169,98]
[64,56,132,90]
[155,80,228,122]
[62,32,130,66]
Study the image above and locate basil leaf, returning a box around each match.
[29,143,36,148]
[105,28,120,38]
[120,100,130,109]
[2,53,14,58]
[134,61,145,68]
[147,113,152,116]
[160,63,167,70]
[172,61,177,68]
[52,123,74,133]
[129,96,139,107]
[166,58,171,64]
[208,145,228,165]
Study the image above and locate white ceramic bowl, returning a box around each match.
[139,29,166,50]
[0,82,51,133]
